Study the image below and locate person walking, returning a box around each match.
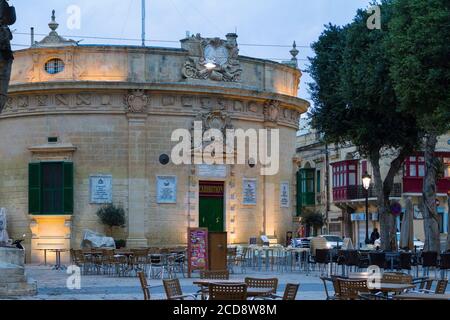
[370,228,380,245]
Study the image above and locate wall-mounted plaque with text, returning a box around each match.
[242,178,257,205]
[90,175,112,204]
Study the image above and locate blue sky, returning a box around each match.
[10,0,372,111]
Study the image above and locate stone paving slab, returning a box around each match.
[0,265,329,300]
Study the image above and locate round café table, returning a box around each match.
[48,249,69,270]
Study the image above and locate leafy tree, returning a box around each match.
[387,0,450,252]
[301,210,325,236]
[308,2,420,250]
[96,203,126,237]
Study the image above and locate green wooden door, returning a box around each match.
[199,197,224,232]
[199,181,224,232]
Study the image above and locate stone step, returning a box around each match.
[0,274,27,283]
[0,263,25,276]
[0,279,37,297]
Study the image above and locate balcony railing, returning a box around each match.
[403,177,450,194]
[332,183,402,202]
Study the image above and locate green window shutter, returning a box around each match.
[63,162,74,214]
[317,170,321,193]
[29,163,42,214]
[296,170,302,216]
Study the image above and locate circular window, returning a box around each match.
[44,58,65,74]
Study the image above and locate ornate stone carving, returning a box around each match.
[181,33,242,82]
[55,94,69,106]
[101,95,111,105]
[162,96,175,106]
[36,95,48,107]
[182,96,193,107]
[17,96,29,108]
[264,100,280,123]
[125,90,149,113]
[193,110,233,135]
[76,94,91,106]
[200,97,211,109]
[248,102,258,113]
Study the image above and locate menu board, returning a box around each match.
[187,228,209,277]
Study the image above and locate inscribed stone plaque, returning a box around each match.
[242,178,257,205]
[90,175,112,204]
[157,176,177,204]
[280,181,290,208]
[197,164,227,178]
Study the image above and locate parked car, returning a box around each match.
[319,235,344,249]
[374,232,424,251]
[292,237,311,248]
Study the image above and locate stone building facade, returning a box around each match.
[0,14,308,263]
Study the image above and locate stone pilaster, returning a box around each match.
[126,113,148,248]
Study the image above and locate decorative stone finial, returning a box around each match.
[290,41,299,65]
[34,10,78,47]
[48,10,59,32]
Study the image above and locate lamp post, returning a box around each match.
[362,171,372,245]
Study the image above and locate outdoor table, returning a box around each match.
[392,293,450,300]
[286,248,310,274]
[192,280,275,299]
[349,272,372,279]
[369,283,416,295]
[49,249,68,271]
[35,249,49,266]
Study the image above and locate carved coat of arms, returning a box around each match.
[182,33,242,82]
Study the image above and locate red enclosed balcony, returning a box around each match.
[402,153,450,194]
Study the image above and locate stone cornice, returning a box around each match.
[28,143,77,154]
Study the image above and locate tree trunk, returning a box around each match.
[370,151,401,251]
[423,133,441,253]
[447,195,450,251]
[371,153,391,251]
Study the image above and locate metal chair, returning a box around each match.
[337,278,370,300]
[368,252,386,270]
[198,270,230,299]
[280,283,300,300]
[434,279,448,294]
[320,276,340,300]
[439,253,450,279]
[208,283,248,300]
[421,251,438,278]
[314,249,331,276]
[399,252,413,274]
[137,271,150,300]
[163,278,200,300]
[244,277,278,296]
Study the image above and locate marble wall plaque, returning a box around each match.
[90,175,112,204]
[157,176,177,204]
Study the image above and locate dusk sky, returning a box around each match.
[10,0,373,116]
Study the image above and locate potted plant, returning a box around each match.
[96,203,126,237]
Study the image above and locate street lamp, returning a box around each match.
[362,171,372,245]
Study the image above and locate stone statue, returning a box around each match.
[0,208,9,246]
[0,0,15,114]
